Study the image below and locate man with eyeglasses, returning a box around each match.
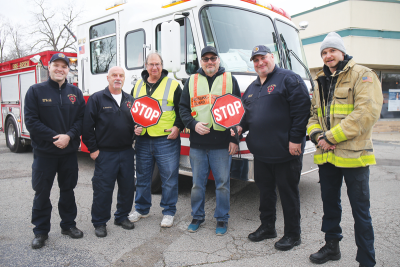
[234,45,310,251]
[179,46,241,235]
[128,52,184,228]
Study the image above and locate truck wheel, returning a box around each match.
[151,163,162,194]
[5,118,25,153]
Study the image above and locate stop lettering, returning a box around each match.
[130,96,162,127]
[211,94,245,128]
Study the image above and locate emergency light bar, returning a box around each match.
[240,0,291,20]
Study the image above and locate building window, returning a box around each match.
[381,73,400,118]
[125,30,145,69]
[90,20,117,74]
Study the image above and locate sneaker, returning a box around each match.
[274,236,301,251]
[216,221,228,236]
[128,211,150,222]
[161,215,174,228]
[187,219,205,233]
[309,239,341,264]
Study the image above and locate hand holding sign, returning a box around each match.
[131,96,162,127]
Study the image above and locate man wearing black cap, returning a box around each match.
[25,53,86,249]
[179,46,241,235]
[234,45,310,250]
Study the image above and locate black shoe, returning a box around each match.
[95,225,107,238]
[114,218,135,230]
[309,239,341,264]
[359,264,367,267]
[248,224,277,242]
[31,234,48,249]
[274,236,301,251]
[61,226,84,239]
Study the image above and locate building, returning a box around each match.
[292,0,400,126]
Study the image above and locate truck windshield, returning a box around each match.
[276,20,308,79]
[200,6,280,74]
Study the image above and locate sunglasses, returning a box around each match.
[201,56,218,62]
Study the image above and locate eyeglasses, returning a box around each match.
[147,63,161,68]
[201,56,218,62]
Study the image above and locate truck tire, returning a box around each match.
[151,163,162,194]
[5,118,25,153]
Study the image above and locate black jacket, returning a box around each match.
[24,78,85,157]
[240,65,310,163]
[82,87,135,153]
[132,69,184,134]
[179,67,241,149]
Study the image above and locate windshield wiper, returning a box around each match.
[280,34,315,92]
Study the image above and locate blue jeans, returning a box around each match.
[189,148,231,222]
[319,163,375,267]
[135,136,180,216]
[91,148,135,227]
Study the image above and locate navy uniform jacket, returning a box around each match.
[82,87,135,153]
[240,65,311,163]
[24,78,85,157]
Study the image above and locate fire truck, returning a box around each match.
[0,51,78,152]
[76,0,317,192]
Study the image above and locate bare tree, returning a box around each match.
[6,23,29,60]
[30,0,82,52]
[0,18,10,63]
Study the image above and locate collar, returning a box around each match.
[48,78,67,89]
[254,64,277,85]
[103,86,127,100]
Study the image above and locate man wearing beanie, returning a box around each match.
[307,32,383,267]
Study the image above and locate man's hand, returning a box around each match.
[165,126,180,140]
[90,150,100,160]
[229,142,238,155]
[53,134,70,149]
[134,125,143,136]
[317,136,336,151]
[195,122,210,135]
[230,125,243,137]
[289,142,302,156]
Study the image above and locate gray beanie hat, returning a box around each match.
[320,32,346,56]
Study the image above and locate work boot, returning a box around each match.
[31,234,48,249]
[248,223,277,242]
[274,235,301,251]
[309,239,341,264]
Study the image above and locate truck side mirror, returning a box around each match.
[299,21,309,30]
[161,20,181,73]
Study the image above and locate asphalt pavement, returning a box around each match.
[0,132,399,267]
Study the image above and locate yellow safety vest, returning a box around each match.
[189,72,233,131]
[133,77,179,136]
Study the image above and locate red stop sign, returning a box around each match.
[211,94,244,128]
[131,96,162,127]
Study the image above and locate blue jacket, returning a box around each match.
[82,87,135,153]
[240,65,310,163]
[24,78,85,157]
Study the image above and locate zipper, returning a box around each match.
[59,88,62,106]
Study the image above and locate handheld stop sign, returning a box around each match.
[130,96,162,127]
[211,94,245,128]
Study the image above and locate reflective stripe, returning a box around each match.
[314,152,376,167]
[162,78,174,112]
[193,74,199,97]
[331,104,354,115]
[331,124,347,143]
[135,80,143,98]
[307,124,322,136]
[317,107,325,118]
[222,72,227,95]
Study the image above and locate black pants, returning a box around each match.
[31,152,78,235]
[91,148,135,227]
[319,163,375,267]
[254,157,302,237]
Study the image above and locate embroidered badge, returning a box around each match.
[253,47,259,52]
[68,94,77,104]
[126,101,132,109]
[362,77,373,83]
[42,99,52,102]
[248,94,253,98]
[267,84,276,94]
[59,53,65,58]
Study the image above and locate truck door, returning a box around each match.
[19,71,35,133]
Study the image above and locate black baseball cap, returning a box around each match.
[201,46,218,57]
[250,45,271,61]
[49,53,70,67]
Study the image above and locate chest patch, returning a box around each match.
[125,101,132,109]
[267,84,276,94]
[68,94,77,104]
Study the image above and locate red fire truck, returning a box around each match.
[0,51,78,152]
